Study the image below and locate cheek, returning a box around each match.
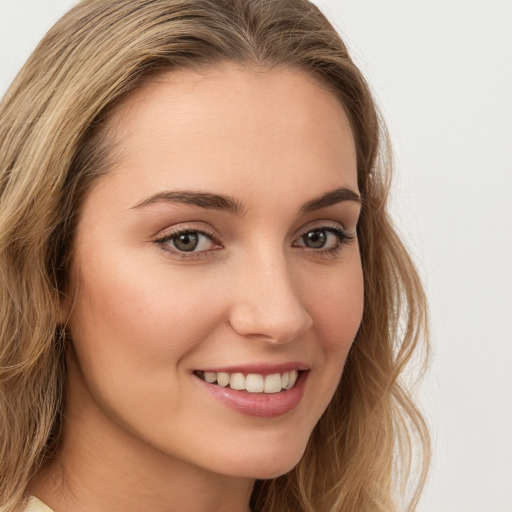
[66,251,222,387]
[304,259,364,355]
[296,254,364,417]
[65,253,226,441]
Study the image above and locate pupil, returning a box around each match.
[174,232,199,252]
[304,230,326,248]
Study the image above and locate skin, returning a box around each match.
[31,64,364,512]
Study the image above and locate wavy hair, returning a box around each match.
[0,1,429,510]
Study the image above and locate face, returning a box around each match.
[64,64,363,480]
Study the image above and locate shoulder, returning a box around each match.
[24,497,54,512]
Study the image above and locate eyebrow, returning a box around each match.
[131,191,245,215]
[131,186,360,215]
[299,187,361,213]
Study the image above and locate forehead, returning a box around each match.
[89,63,357,212]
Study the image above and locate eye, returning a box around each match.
[156,228,220,255]
[302,229,331,249]
[293,226,354,252]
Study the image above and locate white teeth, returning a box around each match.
[264,373,282,393]
[286,370,298,390]
[217,372,230,387]
[198,370,301,393]
[245,374,264,393]
[229,373,246,391]
[204,372,217,383]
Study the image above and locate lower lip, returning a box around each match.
[195,371,308,418]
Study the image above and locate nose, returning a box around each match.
[227,254,313,344]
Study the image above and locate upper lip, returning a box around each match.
[196,362,310,375]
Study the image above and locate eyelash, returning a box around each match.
[293,225,355,257]
[155,227,221,260]
[154,224,355,259]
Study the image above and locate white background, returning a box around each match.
[1,1,511,511]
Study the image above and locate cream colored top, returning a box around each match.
[24,497,54,512]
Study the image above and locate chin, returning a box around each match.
[247,458,303,480]
[208,435,310,480]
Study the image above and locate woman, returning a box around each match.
[0,1,430,511]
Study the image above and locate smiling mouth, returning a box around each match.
[194,370,300,394]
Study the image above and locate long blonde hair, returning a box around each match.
[0,1,429,510]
